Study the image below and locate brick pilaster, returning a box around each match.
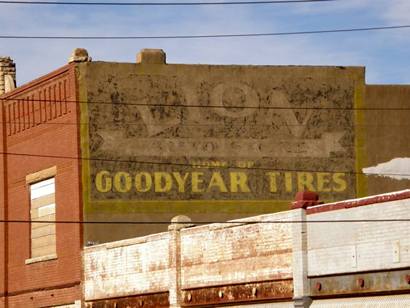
[168,215,194,308]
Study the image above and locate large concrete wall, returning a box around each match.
[75,51,410,244]
[77,51,365,243]
[361,85,410,195]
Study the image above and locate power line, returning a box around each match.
[0,150,408,177]
[0,0,337,6]
[2,97,410,111]
[1,219,410,224]
[1,25,409,40]
[1,120,408,127]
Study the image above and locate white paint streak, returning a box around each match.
[362,158,410,180]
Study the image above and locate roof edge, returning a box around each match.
[306,189,410,214]
[0,63,74,99]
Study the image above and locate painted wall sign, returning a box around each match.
[78,63,364,241]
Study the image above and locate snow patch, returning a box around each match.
[362,158,410,180]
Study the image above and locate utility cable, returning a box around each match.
[0,25,409,40]
[0,0,338,6]
[1,120,408,127]
[1,97,410,111]
[0,150,408,177]
[1,219,410,224]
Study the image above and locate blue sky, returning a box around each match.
[1,0,410,85]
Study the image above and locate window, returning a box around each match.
[26,167,57,262]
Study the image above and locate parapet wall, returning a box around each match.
[180,211,294,289]
[83,190,410,307]
[84,232,171,301]
[308,198,410,277]
[306,190,410,300]
[83,210,296,307]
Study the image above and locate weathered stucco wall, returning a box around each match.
[308,200,410,276]
[83,191,410,307]
[180,211,293,288]
[83,210,296,306]
[307,197,410,277]
[83,232,170,301]
[76,53,410,244]
[77,58,364,243]
[361,85,410,195]
[305,191,410,303]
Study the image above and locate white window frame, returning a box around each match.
[25,166,58,264]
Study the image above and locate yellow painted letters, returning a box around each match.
[192,172,205,193]
[135,172,152,192]
[333,173,347,192]
[114,172,132,193]
[154,172,172,192]
[208,172,228,192]
[317,172,331,192]
[297,172,315,191]
[266,172,280,193]
[95,170,112,193]
[173,172,189,193]
[230,172,250,193]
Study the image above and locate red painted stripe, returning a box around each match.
[306,190,410,214]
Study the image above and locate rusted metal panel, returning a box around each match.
[181,279,293,307]
[85,292,169,308]
[310,269,410,297]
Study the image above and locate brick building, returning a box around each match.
[0,48,409,307]
[0,57,82,307]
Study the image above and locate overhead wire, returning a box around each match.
[1,97,410,111]
[0,2,407,227]
[0,120,408,127]
[1,25,410,40]
[0,0,338,6]
[0,150,408,178]
[1,219,409,224]
[0,99,408,176]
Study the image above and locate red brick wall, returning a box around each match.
[0,64,82,307]
[8,284,80,308]
[0,82,8,306]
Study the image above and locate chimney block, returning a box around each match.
[0,56,16,95]
[68,48,92,63]
[137,49,166,64]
